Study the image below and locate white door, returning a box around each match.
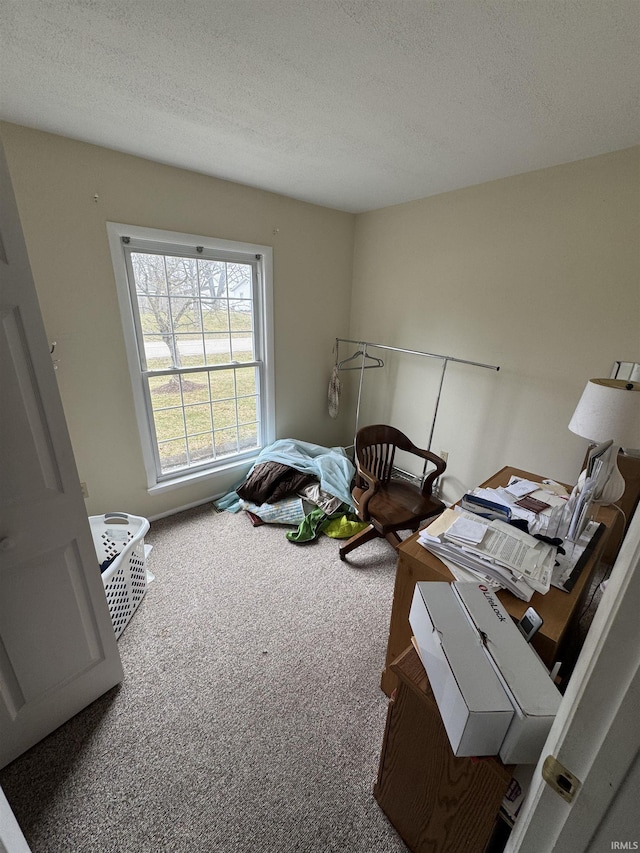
[0,141,123,769]
[507,507,640,851]
[0,785,31,852]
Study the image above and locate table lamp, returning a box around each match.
[568,378,640,505]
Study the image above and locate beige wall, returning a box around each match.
[1,122,355,518]
[349,147,640,503]
[2,121,638,518]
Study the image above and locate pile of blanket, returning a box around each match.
[216,439,368,543]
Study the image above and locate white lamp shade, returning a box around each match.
[568,378,640,449]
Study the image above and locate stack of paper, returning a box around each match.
[445,516,488,545]
[466,477,571,538]
[418,508,557,601]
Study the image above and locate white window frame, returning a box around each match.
[107,222,275,493]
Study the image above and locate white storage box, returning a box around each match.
[90,512,151,639]
[409,582,514,757]
[410,581,562,764]
[453,583,562,765]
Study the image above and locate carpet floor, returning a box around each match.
[0,505,409,853]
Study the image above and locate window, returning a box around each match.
[107,224,274,490]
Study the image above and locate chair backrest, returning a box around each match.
[355,424,413,485]
[354,424,446,496]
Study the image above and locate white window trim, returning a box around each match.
[107,222,275,492]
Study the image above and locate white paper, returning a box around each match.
[445,516,487,545]
[419,507,554,597]
[473,487,516,508]
[437,556,502,589]
[505,478,540,498]
[420,538,535,601]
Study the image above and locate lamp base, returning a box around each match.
[577,450,626,506]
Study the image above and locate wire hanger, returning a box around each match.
[337,350,384,371]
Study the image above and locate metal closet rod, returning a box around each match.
[335,337,501,474]
[335,337,500,372]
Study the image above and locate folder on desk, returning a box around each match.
[460,492,512,522]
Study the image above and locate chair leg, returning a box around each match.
[339,524,379,561]
[384,531,402,549]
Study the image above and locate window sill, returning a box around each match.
[147,455,256,495]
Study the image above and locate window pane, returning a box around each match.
[149,375,182,410]
[165,255,197,294]
[175,333,206,365]
[138,294,170,333]
[239,423,259,451]
[198,259,228,301]
[205,334,232,365]
[212,399,236,430]
[231,332,254,362]
[214,427,239,457]
[144,334,171,370]
[201,298,229,332]
[158,438,188,472]
[172,297,201,332]
[226,263,253,300]
[132,253,168,297]
[237,395,257,424]
[181,372,211,405]
[188,433,214,464]
[229,299,253,333]
[211,368,236,401]
[184,403,212,435]
[148,374,168,395]
[138,294,168,332]
[235,366,258,396]
[153,406,185,442]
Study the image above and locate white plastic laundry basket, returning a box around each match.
[90,512,151,639]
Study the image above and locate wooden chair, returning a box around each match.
[339,424,447,561]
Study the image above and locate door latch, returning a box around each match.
[542,754,581,804]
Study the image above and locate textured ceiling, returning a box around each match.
[1,0,639,212]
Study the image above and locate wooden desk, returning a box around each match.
[381,466,615,697]
[374,645,513,853]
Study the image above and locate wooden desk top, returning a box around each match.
[398,465,615,662]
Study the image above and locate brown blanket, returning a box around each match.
[236,461,315,505]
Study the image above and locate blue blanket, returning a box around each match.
[216,439,355,512]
